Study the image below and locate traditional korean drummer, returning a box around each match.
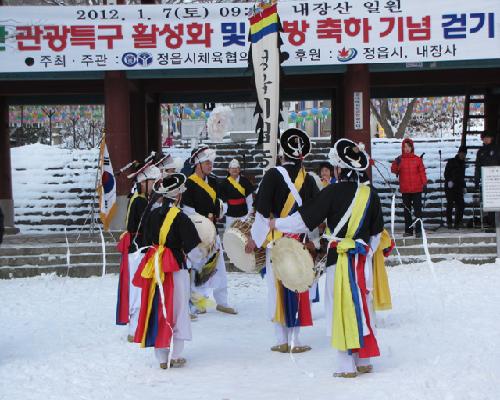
[132,173,205,369]
[219,158,255,230]
[268,139,385,378]
[181,145,237,315]
[245,128,319,354]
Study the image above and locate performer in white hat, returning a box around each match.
[132,173,205,369]
[181,145,237,315]
[268,138,385,377]
[219,158,255,230]
[246,128,319,353]
[116,161,161,342]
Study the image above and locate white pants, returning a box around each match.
[191,235,229,307]
[309,281,319,302]
[128,251,143,337]
[225,216,237,231]
[154,269,192,362]
[334,351,372,374]
[155,340,185,363]
[325,265,372,373]
[265,249,304,346]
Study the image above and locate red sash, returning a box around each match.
[352,251,380,358]
[133,246,179,348]
[228,198,246,206]
[116,232,131,325]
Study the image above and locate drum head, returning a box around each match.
[271,237,315,292]
[189,213,216,255]
[223,228,257,273]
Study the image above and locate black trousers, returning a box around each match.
[445,190,464,227]
[402,192,422,234]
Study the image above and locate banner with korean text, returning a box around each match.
[0,0,499,72]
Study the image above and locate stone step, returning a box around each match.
[15,209,95,217]
[1,233,119,244]
[394,234,496,246]
[386,254,496,266]
[0,243,118,257]
[0,253,121,267]
[15,218,95,226]
[0,263,119,279]
[1,259,237,279]
[395,244,496,256]
[14,225,100,232]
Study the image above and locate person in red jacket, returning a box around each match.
[391,138,428,237]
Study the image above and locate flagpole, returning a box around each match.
[76,131,105,242]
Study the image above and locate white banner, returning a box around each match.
[0,0,499,72]
[250,3,282,169]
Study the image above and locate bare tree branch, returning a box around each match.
[371,99,395,138]
[395,98,417,138]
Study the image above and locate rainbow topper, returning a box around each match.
[249,2,279,44]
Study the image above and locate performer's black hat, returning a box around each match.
[190,145,216,165]
[481,131,495,139]
[458,145,467,154]
[329,138,370,171]
[153,173,187,199]
[280,128,311,160]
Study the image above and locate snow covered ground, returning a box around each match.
[1,261,500,400]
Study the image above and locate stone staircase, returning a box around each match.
[0,232,120,279]
[1,230,496,279]
[11,137,486,233]
[11,144,99,233]
[0,231,243,279]
[387,230,497,266]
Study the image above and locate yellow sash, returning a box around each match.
[272,168,306,324]
[126,192,146,228]
[373,229,392,311]
[266,168,307,246]
[188,173,216,204]
[140,206,180,347]
[332,185,370,351]
[227,176,245,197]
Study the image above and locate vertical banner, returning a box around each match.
[353,91,364,130]
[249,1,286,170]
[98,134,117,231]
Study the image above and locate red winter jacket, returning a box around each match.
[391,138,428,193]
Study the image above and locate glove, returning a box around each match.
[395,156,401,165]
[447,181,454,189]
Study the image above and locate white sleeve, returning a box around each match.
[186,246,205,271]
[245,194,253,214]
[369,233,382,255]
[222,201,228,217]
[365,233,381,292]
[275,211,309,234]
[182,205,196,216]
[250,211,269,248]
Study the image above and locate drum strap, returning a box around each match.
[189,173,216,204]
[227,176,245,197]
[276,166,304,211]
[263,167,306,246]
